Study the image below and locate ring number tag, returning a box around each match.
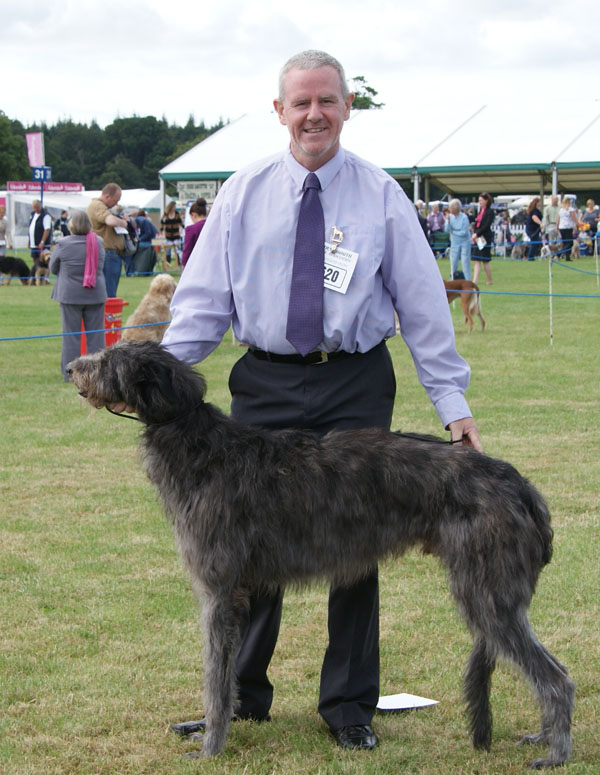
[323,243,358,294]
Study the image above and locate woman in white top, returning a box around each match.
[0,205,12,256]
[556,198,578,261]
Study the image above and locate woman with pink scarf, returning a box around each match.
[50,210,107,380]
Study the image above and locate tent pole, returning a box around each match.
[412,166,419,203]
[539,171,545,208]
[548,248,554,346]
[159,176,166,215]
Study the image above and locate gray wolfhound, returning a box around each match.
[67,340,574,767]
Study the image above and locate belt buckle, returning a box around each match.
[315,351,328,365]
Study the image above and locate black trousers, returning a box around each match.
[559,228,574,258]
[228,341,396,730]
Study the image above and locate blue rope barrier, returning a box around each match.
[0,268,182,284]
[3,285,600,344]
[0,321,169,343]
[550,259,599,276]
[476,290,600,298]
[444,288,600,298]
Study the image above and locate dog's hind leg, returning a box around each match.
[491,615,574,768]
[464,636,496,751]
[467,294,485,332]
[199,590,244,756]
[473,296,486,331]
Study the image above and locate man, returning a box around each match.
[87,183,128,297]
[28,199,52,264]
[543,195,560,240]
[162,50,481,751]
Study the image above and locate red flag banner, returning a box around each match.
[7,181,83,193]
[25,132,45,167]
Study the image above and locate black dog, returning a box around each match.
[0,255,31,286]
[67,341,574,766]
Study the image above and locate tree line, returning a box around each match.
[0,78,382,195]
[0,112,224,194]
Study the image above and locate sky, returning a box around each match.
[3,0,599,133]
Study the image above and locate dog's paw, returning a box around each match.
[528,756,566,769]
[519,732,550,746]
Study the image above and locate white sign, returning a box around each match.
[177,180,218,203]
[323,243,358,294]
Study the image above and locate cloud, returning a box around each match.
[2,0,598,130]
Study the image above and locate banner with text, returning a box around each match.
[7,181,84,193]
[177,180,218,203]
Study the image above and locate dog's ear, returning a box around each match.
[114,341,206,424]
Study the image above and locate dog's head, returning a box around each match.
[39,250,52,267]
[67,340,206,425]
[148,273,177,301]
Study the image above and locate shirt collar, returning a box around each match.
[284,146,346,192]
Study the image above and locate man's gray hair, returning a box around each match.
[68,209,92,235]
[278,50,349,101]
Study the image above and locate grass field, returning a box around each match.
[1,256,599,774]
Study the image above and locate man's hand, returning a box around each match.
[109,402,135,414]
[448,417,483,452]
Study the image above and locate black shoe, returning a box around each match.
[332,724,379,750]
[171,713,271,737]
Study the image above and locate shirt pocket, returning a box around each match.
[330,222,382,279]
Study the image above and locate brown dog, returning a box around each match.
[32,250,51,286]
[122,273,177,342]
[444,279,486,333]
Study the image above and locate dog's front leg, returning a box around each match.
[199,590,243,756]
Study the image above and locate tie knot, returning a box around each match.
[303,172,321,191]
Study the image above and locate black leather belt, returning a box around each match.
[248,341,385,366]
[248,348,349,365]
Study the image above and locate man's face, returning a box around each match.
[103,189,121,208]
[32,201,41,214]
[274,66,353,171]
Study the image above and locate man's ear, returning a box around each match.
[273,98,287,126]
[344,93,354,120]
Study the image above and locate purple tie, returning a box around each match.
[286,172,325,356]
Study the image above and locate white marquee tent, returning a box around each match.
[159,100,600,202]
[2,188,170,249]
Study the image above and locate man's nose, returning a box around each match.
[306,100,323,121]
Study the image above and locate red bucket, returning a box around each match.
[80,297,129,355]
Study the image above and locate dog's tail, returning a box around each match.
[523,479,553,569]
[469,288,482,314]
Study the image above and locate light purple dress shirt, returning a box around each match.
[162,146,473,428]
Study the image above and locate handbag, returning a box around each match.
[115,223,139,256]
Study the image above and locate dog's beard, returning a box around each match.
[68,358,123,410]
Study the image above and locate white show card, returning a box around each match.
[377,693,439,711]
